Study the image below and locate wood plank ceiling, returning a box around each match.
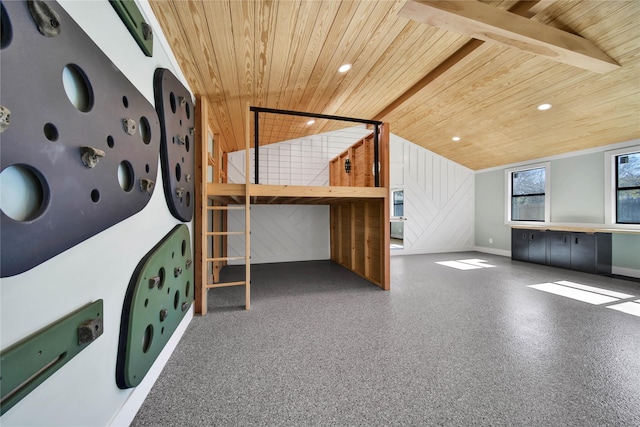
[149,0,640,170]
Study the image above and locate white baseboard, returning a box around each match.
[612,266,640,279]
[109,306,194,426]
[474,246,511,257]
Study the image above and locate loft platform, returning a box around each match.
[207,183,387,205]
[195,101,390,315]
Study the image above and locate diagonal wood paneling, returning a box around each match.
[390,135,475,254]
[227,204,330,264]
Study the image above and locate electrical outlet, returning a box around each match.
[489,238,493,244]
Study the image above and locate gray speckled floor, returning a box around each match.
[131,253,640,427]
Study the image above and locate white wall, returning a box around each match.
[0,1,192,425]
[389,135,475,255]
[225,130,475,263]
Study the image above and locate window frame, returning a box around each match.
[605,145,640,228]
[391,188,404,219]
[505,162,550,224]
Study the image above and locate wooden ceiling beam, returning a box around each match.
[398,0,620,74]
[374,0,547,121]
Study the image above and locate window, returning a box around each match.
[390,189,404,249]
[616,151,640,224]
[605,145,640,227]
[392,189,404,217]
[506,163,549,222]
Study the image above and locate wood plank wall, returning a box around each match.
[329,124,390,290]
[329,133,375,187]
[330,200,386,288]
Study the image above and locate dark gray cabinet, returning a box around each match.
[548,231,571,269]
[511,229,547,264]
[529,230,547,264]
[512,228,612,275]
[571,233,596,273]
[511,229,529,262]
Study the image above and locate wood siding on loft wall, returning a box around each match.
[329,133,375,187]
[330,200,385,288]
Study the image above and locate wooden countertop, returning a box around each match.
[510,224,640,235]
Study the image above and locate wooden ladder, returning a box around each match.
[195,96,252,315]
[204,203,250,310]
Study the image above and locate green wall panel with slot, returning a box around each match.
[0,300,104,415]
[110,0,153,57]
[116,224,194,389]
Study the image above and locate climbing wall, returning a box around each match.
[0,1,195,424]
[0,0,161,278]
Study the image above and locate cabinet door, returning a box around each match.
[571,233,596,273]
[595,233,613,275]
[549,231,571,269]
[528,230,547,264]
[511,229,529,261]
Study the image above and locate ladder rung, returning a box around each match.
[206,281,246,289]
[207,205,246,210]
[206,256,246,262]
[206,231,245,236]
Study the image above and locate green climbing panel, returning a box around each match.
[0,300,104,415]
[116,224,194,389]
[110,0,153,57]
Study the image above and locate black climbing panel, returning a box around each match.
[0,1,161,277]
[116,224,194,389]
[154,68,195,222]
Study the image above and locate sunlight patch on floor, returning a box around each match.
[607,301,640,317]
[435,259,496,270]
[528,280,638,317]
[554,280,634,299]
[528,282,619,305]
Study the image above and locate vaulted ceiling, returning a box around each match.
[149,0,640,170]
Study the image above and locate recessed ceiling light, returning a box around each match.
[306,119,315,125]
[537,103,552,111]
[338,64,352,73]
[452,136,461,142]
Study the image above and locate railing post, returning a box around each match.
[254,109,259,184]
[373,123,380,187]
